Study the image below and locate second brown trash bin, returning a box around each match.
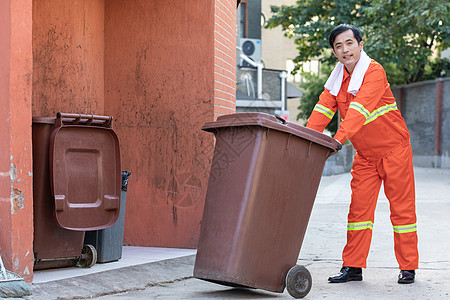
[32,113,121,270]
[193,113,340,298]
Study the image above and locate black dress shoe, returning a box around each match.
[328,267,363,283]
[398,270,415,284]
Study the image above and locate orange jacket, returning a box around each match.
[306,60,410,160]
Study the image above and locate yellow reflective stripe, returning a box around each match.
[393,223,417,234]
[347,221,373,231]
[364,103,398,125]
[313,104,335,119]
[349,102,370,119]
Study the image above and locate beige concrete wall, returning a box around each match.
[261,0,304,124]
[261,0,299,71]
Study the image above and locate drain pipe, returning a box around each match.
[279,71,287,113]
[257,62,263,100]
[240,54,263,99]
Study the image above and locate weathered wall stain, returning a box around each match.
[9,161,24,214]
[166,172,203,208]
[104,0,216,248]
[32,0,104,117]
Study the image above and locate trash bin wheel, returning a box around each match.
[79,244,97,268]
[285,265,312,299]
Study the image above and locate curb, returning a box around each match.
[31,255,196,300]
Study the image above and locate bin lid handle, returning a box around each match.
[56,112,113,128]
[275,115,287,124]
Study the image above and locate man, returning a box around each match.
[306,24,418,284]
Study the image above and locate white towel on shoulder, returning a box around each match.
[324,50,372,96]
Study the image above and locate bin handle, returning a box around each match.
[275,115,287,124]
[56,112,113,128]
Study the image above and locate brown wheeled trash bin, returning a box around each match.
[32,113,121,270]
[193,113,340,298]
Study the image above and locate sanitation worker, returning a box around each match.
[306,24,418,284]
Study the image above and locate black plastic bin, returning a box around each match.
[84,171,131,263]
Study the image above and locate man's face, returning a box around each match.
[332,29,364,73]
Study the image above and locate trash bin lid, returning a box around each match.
[202,113,337,151]
[49,125,121,231]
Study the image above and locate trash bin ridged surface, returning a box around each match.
[194,113,338,294]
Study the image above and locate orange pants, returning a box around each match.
[342,143,419,270]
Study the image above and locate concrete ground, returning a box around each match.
[27,167,450,299]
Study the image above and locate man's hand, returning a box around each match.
[329,139,342,156]
[334,139,342,151]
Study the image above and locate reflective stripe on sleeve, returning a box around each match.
[364,103,398,125]
[349,102,370,119]
[393,223,417,234]
[313,104,335,119]
[347,221,374,231]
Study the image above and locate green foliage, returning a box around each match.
[365,0,450,83]
[297,63,338,135]
[423,58,450,80]
[382,62,408,87]
[267,0,369,74]
[269,0,449,132]
[266,0,450,84]
[296,72,326,122]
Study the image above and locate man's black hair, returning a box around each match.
[329,24,363,49]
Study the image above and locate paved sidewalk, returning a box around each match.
[29,167,450,299]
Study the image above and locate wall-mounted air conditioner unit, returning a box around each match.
[239,38,261,67]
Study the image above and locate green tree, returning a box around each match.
[366,0,450,83]
[266,0,450,84]
[297,63,338,135]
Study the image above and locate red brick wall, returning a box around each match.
[214,0,237,119]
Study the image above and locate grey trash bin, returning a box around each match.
[84,171,131,263]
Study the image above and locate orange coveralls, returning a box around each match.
[307,60,418,270]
